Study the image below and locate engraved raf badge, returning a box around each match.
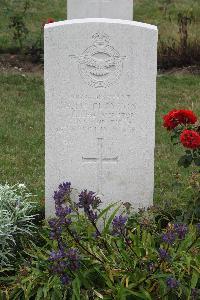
[71,33,125,88]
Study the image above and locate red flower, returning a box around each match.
[163,109,197,130]
[42,18,55,28]
[47,18,55,24]
[180,130,200,149]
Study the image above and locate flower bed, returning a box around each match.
[0,110,199,299]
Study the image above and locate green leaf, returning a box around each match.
[139,288,152,300]
[93,290,104,299]
[36,287,43,300]
[97,202,118,222]
[186,150,192,154]
[127,290,151,299]
[102,204,122,234]
[72,277,81,300]
[178,155,193,168]
[194,157,200,166]
[191,270,199,288]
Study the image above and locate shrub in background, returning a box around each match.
[7,0,30,51]
[158,9,200,69]
[0,183,36,268]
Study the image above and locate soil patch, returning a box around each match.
[159,66,200,76]
[0,54,43,76]
[0,53,199,77]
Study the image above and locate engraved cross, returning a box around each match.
[82,138,118,195]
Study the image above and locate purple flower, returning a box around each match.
[61,274,70,285]
[55,206,72,218]
[166,277,179,289]
[49,258,67,274]
[112,215,127,236]
[78,190,101,210]
[147,262,155,272]
[88,210,98,222]
[49,223,62,240]
[158,248,170,261]
[49,247,80,286]
[66,248,80,271]
[49,250,65,261]
[162,231,176,245]
[174,224,188,239]
[78,190,101,222]
[191,288,200,300]
[52,182,72,230]
[54,182,71,205]
[48,218,57,228]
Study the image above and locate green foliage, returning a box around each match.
[1,0,200,68]
[0,73,45,202]
[7,0,30,50]
[4,199,200,299]
[8,14,29,50]
[0,183,37,268]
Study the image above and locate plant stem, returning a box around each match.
[121,231,139,258]
[66,227,104,264]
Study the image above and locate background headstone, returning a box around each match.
[67,0,134,20]
[45,19,158,217]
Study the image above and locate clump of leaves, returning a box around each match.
[8,0,30,50]
[0,183,37,268]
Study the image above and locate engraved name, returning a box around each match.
[57,94,136,134]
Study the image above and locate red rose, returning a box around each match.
[42,18,55,28]
[180,129,200,149]
[163,109,197,130]
[47,18,55,24]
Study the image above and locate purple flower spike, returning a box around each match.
[67,248,80,271]
[55,206,72,218]
[174,224,188,240]
[112,215,127,236]
[162,231,176,245]
[54,182,71,205]
[61,274,70,285]
[78,190,101,222]
[158,248,170,261]
[166,277,179,289]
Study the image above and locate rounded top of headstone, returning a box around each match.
[44,18,157,32]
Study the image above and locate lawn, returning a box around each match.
[0,0,200,55]
[0,72,199,208]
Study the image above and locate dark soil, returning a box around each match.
[0,53,43,76]
[0,53,199,77]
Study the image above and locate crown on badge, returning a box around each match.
[92,32,110,45]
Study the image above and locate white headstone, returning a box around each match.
[45,19,158,217]
[67,0,133,20]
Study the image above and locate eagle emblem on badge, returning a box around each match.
[71,33,125,88]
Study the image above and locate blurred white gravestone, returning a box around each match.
[67,0,133,20]
[44,19,158,217]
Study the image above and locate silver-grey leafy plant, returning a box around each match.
[0,183,36,267]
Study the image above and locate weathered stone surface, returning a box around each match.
[44,19,158,217]
[67,0,133,20]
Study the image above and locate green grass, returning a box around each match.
[0,73,199,208]
[0,73,44,203]
[0,0,200,53]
